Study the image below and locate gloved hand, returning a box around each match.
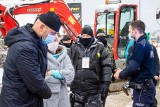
[101,82,110,105]
[101,82,110,97]
[51,70,63,80]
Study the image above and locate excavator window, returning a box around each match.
[118,6,135,58]
[96,12,115,46]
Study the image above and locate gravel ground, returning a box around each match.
[105,87,160,107]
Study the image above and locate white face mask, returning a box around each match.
[128,34,132,40]
[48,42,59,53]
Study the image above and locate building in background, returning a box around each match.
[68,3,82,25]
[65,0,105,27]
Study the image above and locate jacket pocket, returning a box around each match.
[45,76,61,93]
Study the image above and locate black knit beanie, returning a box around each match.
[96,29,105,35]
[81,25,93,37]
[39,11,62,32]
[62,35,71,41]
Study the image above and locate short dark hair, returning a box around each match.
[130,20,145,34]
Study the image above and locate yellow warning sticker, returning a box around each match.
[68,16,76,25]
[50,8,54,12]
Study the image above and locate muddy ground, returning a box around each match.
[105,87,160,107]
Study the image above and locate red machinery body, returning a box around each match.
[0,0,138,61]
[94,3,138,60]
[0,0,82,41]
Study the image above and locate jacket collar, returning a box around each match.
[47,45,67,63]
[136,34,146,42]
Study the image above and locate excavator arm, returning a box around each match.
[0,0,82,41]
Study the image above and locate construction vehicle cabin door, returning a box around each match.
[118,6,136,59]
[95,5,137,69]
[96,12,115,46]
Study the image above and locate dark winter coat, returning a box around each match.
[119,35,155,83]
[0,24,51,107]
[127,40,159,77]
[68,38,112,94]
[152,45,159,77]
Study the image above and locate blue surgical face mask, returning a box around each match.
[128,34,132,40]
[128,33,135,40]
[42,34,56,44]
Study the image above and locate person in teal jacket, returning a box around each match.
[124,35,134,60]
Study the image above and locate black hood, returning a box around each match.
[5,25,39,47]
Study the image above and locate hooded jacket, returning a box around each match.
[44,45,74,107]
[68,38,112,94]
[0,24,51,107]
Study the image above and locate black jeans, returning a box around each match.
[72,93,103,107]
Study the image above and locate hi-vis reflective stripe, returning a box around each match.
[97,52,101,58]
[50,8,54,11]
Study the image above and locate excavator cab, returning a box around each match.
[94,2,138,91]
[94,3,138,69]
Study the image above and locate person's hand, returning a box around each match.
[114,68,122,80]
[154,76,159,80]
[47,70,52,76]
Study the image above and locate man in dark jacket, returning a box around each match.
[96,29,116,76]
[69,25,112,107]
[60,35,73,48]
[152,45,160,82]
[122,35,160,106]
[0,11,62,107]
[96,29,116,106]
[114,20,156,107]
[151,44,159,107]
[60,35,73,54]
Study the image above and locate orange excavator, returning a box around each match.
[0,0,139,91]
[0,0,139,73]
[0,0,138,61]
[0,0,82,41]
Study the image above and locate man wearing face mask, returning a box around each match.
[60,35,73,52]
[96,29,108,46]
[114,20,156,107]
[96,29,116,106]
[68,25,112,107]
[0,11,62,107]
